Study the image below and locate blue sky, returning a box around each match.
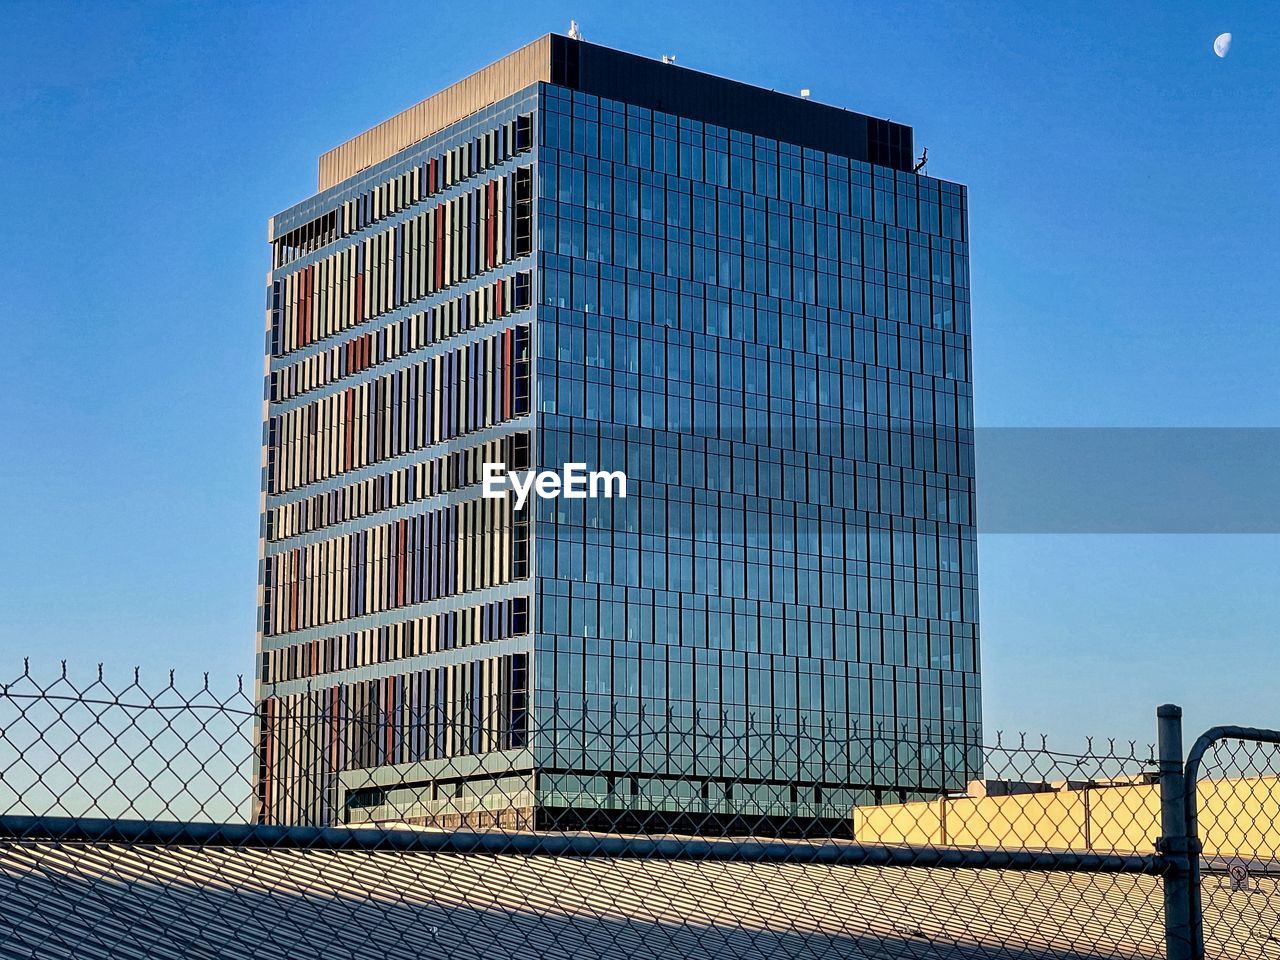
[0,0,1275,749]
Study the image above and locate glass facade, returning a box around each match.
[531,86,979,830]
[256,49,980,834]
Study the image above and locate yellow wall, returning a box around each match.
[853,777,1279,857]
[944,790,1089,851]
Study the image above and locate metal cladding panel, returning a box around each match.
[316,35,918,194]
[555,35,914,170]
[318,35,553,190]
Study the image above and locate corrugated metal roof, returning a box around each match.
[0,839,1208,960]
[0,840,1267,959]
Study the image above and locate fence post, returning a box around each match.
[1156,703,1193,960]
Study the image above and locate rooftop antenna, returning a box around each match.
[800,88,812,99]
[913,146,929,174]
[568,20,583,40]
[662,54,677,64]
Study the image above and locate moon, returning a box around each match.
[1214,32,1232,58]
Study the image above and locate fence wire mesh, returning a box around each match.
[1186,732,1280,959]
[0,663,1268,959]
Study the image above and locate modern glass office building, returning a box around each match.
[255,35,981,835]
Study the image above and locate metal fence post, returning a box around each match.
[1157,703,1193,960]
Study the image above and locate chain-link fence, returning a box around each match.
[0,663,1274,959]
[1182,726,1280,959]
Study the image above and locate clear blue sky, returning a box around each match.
[0,0,1275,749]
